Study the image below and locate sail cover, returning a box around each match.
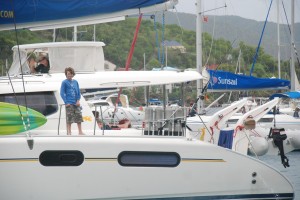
[204,69,290,91]
[0,0,177,30]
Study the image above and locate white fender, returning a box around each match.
[248,136,269,156]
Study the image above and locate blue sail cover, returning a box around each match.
[206,70,290,91]
[270,91,300,99]
[0,0,175,30]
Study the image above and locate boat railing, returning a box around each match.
[92,105,143,128]
[57,104,107,135]
[143,106,188,137]
[57,104,187,136]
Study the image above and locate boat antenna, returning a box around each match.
[8,0,33,149]
[199,4,227,15]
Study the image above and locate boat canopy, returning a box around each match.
[8,42,105,75]
[270,91,300,99]
[0,0,177,31]
[203,69,290,91]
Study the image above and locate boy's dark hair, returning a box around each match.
[65,67,75,76]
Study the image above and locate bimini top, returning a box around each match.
[9,42,106,75]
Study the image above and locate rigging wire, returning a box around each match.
[204,15,216,67]
[250,0,274,76]
[112,13,143,123]
[8,0,31,138]
[153,12,166,67]
[153,14,161,64]
[173,7,184,46]
[281,0,300,67]
[188,39,236,135]
[161,12,165,67]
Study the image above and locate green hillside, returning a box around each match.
[158,11,300,61]
[0,16,299,81]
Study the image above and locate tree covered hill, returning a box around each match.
[0,15,299,80]
[157,11,300,61]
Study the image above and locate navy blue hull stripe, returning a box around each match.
[140,193,294,200]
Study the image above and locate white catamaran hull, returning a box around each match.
[0,136,294,200]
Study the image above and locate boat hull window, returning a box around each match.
[118,151,180,167]
[258,118,274,123]
[39,150,84,166]
[0,91,58,116]
[226,118,239,124]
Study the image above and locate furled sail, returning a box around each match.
[0,0,177,31]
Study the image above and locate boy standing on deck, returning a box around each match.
[60,67,84,135]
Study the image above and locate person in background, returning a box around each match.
[27,55,37,74]
[188,102,197,117]
[33,54,50,73]
[60,67,84,135]
[293,107,299,118]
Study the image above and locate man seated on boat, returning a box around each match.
[31,54,50,73]
[97,121,112,130]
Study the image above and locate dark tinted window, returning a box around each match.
[258,117,274,123]
[39,150,84,166]
[95,102,110,106]
[118,151,180,167]
[0,92,58,116]
[227,118,239,124]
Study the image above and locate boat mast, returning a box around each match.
[74,25,78,41]
[53,29,56,42]
[290,0,295,91]
[196,0,204,113]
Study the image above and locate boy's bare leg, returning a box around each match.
[67,123,72,135]
[77,123,84,135]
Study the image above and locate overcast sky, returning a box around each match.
[174,0,300,23]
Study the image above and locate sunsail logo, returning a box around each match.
[0,10,14,18]
[211,76,238,85]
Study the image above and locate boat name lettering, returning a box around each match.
[218,77,238,85]
[0,10,14,18]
